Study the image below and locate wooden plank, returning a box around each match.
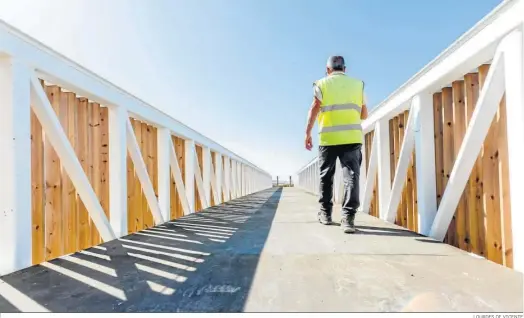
[211,152,217,206]
[127,149,136,233]
[195,145,203,212]
[404,111,415,231]
[222,157,226,203]
[497,94,513,268]
[392,116,401,225]
[478,64,503,265]
[131,119,143,232]
[44,85,63,260]
[464,72,485,257]
[451,80,470,251]
[140,122,151,229]
[64,92,79,254]
[152,126,158,205]
[398,114,407,228]
[433,93,444,207]
[100,107,110,231]
[30,108,45,264]
[90,102,102,245]
[175,136,186,218]
[412,147,419,232]
[58,90,72,254]
[170,136,177,220]
[77,98,90,249]
[441,87,456,246]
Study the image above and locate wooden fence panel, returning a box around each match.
[77,98,90,250]
[195,145,204,212]
[30,108,45,264]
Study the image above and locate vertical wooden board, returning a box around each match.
[222,157,226,203]
[451,80,470,251]
[496,95,513,268]
[441,87,456,246]
[464,72,485,257]
[43,86,63,260]
[152,126,158,201]
[127,151,137,233]
[31,109,45,265]
[63,92,79,254]
[392,116,401,225]
[211,152,217,207]
[402,111,414,231]
[170,136,179,220]
[478,64,503,265]
[433,92,444,207]
[174,136,186,219]
[140,122,153,229]
[132,120,144,231]
[90,103,102,245]
[77,98,90,249]
[411,149,419,231]
[100,107,110,225]
[389,120,395,184]
[58,90,72,254]
[195,145,204,212]
[397,112,409,228]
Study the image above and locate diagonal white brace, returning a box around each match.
[385,99,418,223]
[29,73,116,241]
[429,42,506,241]
[169,137,191,215]
[126,117,164,225]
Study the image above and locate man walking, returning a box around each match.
[304,56,368,233]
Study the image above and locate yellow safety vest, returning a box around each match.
[314,73,364,146]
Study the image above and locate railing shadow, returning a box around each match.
[0,188,283,313]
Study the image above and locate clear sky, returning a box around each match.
[0,0,502,180]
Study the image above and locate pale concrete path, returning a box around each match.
[0,187,522,312]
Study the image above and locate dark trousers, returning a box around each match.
[318,144,362,218]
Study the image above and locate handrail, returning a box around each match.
[0,19,270,177]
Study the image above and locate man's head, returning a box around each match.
[326,55,346,74]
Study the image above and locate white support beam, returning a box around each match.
[0,58,32,275]
[157,128,171,222]
[214,152,223,203]
[362,132,378,214]
[502,27,524,273]
[375,120,392,219]
[126,118,164,225]
[203,147,212,206]
[108,105,128,237]
[169,137,190,216]
[385,99,418,223]
[224,157,231,201]
[414,93,438,236]
[30,73,117,244]
[430,43,506,241]
[184,139,196,214]
[193,146,209,209]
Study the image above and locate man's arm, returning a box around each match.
[305,97,321,150]
[361,104,368,120]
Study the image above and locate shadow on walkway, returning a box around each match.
[0,188,283,313]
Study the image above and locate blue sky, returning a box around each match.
[0,0,501,179]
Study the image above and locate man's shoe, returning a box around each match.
[341,214,356,233]
[318,211,333,225]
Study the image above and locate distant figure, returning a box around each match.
[304,56,368,233]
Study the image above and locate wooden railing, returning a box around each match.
[0,20,272,276]
[296,0,523,272]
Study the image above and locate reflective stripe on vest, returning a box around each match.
[315,73,364,146]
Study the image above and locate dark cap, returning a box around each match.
[326,56,345,70]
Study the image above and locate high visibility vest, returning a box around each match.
[315,73,364,146]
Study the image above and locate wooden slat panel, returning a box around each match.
[31,108,45,264]
[90,102,102,245]
[464,72,485,257]
[478,64,503,265]
[152,126,158,208]
[77,98,90,250]
[195,145,203,212]
[398,114,407,228]
[441,87,456,246]
[451,80,469,251]
[140,122,151,229]
[433,92,444,208]
[127,149,137,233]
[63,92,79,254]
[497,95,513,268]
[172,136,185,219]
[44,85,63,260]
[222,157,226,203]
[403,111,415,231]
[392,116,401,225]
[100,107,110,239]
[57,91,72,254]
[211,152,217,206]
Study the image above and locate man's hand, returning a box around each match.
[305,133,313,151]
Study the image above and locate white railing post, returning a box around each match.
[0,58,32,275]
[157,128,171,222]
[185,139,196,214]
[376,119,392,219]
[503,27,524,272]
[215,152,223,204]
[362,133,377,214]
[203,147,212,205]
[359,136,367,212]
[109,105,128,236]
[413,93,438,236]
